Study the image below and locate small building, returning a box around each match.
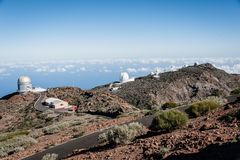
[151,68,161,78]
[108,83,121,92]
[44,98,69,109]
[31,87,47,93]
[18,76,32,93]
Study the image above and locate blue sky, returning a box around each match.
[0,0,240,61]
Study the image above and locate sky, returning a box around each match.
[0,0,240,61]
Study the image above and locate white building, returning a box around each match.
[44,98,70,109]
[18,76,33,93]
[151,68,161,78]
[17,76,46,93]
[108,83,121,92]
[31,87,47,93]
[120,72,135,83]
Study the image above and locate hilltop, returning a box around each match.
[46,87,138,117]
[95,63,240,109]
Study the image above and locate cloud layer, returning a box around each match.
[0,57,240,76]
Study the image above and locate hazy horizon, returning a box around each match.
[1,0,240,96]
[0,57,240,97]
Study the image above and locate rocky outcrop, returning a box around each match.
[95,63,240,109]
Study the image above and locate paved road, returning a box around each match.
[22,115,153,160]
[24,95,240,160]
[34,93,49,112]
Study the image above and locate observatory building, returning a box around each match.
[120,72,135,83]
[17,76,46,93]
[108,72,135,92]
[151,68,161,78]
[18,76,33,93]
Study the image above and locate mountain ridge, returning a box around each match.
[94,63,240,109]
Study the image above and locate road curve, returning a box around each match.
[34,93,49,112]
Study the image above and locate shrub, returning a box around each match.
[230,88,240,95]
[162,102,177,110]
[150,147,169,160]
[219,109,240,123]
[0,135,37,158]
[98,122,143,145]
[211,89,221,97]
[42,119,85,135]
[29,129,44,139]
[41,153,58,160]
[187,98,221,117]
[0,130,29,142]
[149,110,188,132]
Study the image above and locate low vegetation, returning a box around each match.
[211,89,222,97]
[98,122,143,146]
[187,97,222,117]
[0,135,37,158]
[149,110,188,132]
[230,88,240,95]
[42,119,85,135]
[219,109,240,123]
[17,107,58,130]
[162,102,177,110]
[149,147,170,160]
[0,130,29,142]
[41,153,58,160]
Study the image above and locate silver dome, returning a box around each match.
[18,76,31,84]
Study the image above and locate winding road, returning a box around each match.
[23,95,239,160]
[34,93,48,112]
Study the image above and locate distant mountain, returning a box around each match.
[94,63,240,109]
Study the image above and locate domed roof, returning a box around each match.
[18,76,31,84]
[120,72,129,82]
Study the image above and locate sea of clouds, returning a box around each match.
[0,57,240,76]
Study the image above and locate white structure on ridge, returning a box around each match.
[18,76,33,93]
[17,76,46,93]
[151,68,161,78]
[31,87,47,93]
[109,72,135,92]
[120,72,135,83]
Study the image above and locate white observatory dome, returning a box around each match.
[18,76,32,93]
[18,76,31,84]
[120,72,130,83]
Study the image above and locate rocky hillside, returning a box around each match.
[67,98,240,160]
[46,87,138,117]
[0,92,38,131]
[95,63,240,109]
